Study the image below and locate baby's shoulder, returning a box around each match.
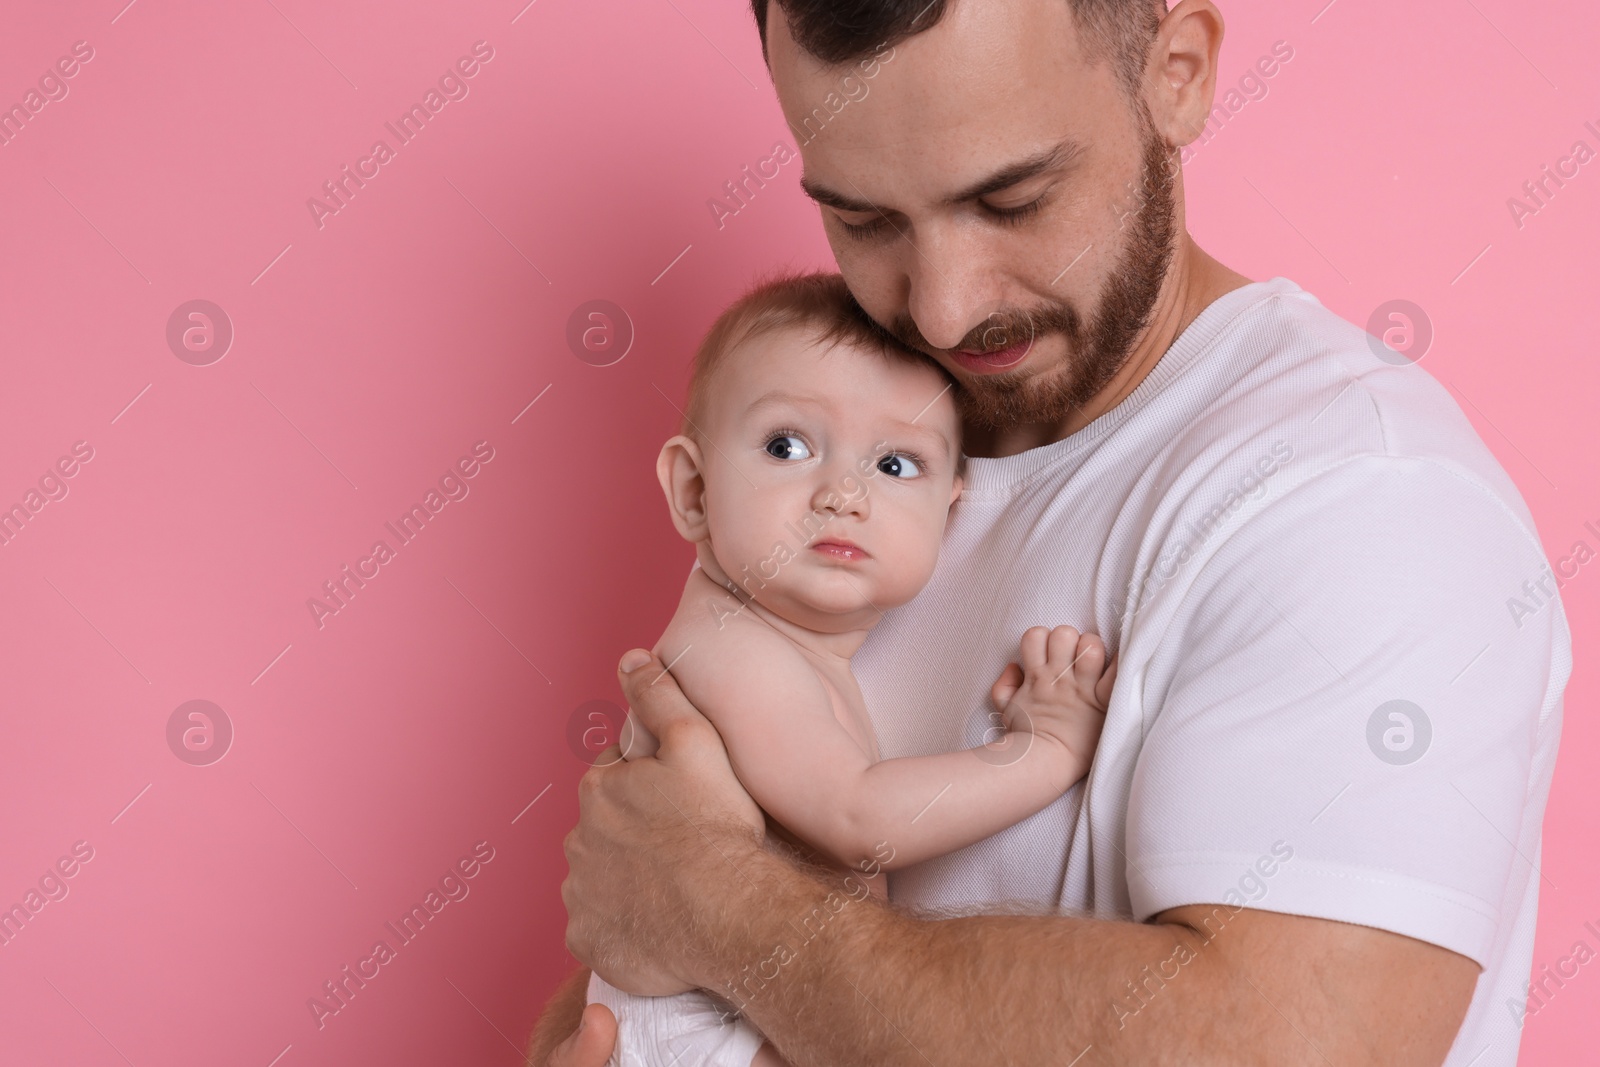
[660,570,823,716]
[665,569,795,657]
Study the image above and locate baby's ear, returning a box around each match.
[949,471,965,506]
[656,435,710,541]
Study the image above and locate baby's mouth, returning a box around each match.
[809,539,871,561]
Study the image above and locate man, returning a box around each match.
[532,1,1571,1063]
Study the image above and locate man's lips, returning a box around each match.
[810,540,871,561]
[951,337,1034,374]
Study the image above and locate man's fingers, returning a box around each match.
[617,647,708,754]
[547,1003,617,1067]
[618,710,656,761]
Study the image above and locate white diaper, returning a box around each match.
[587,971,765,1067]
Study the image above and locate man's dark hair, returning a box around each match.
[751,0,1167,100]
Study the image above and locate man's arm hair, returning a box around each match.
[683,843,1478,1067]
[572,623,1491,1066]
[525,966,591,1067]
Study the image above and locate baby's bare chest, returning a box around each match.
[805,657,881,764]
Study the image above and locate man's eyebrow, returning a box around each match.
[799,139,1084,214]
[946,140,1084,204]
[797,176,879,214]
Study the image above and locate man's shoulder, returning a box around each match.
[1107,281,1560,645]
[1160,279,1537,540]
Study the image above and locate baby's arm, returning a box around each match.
[676,618,1112,873]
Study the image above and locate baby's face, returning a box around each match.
[695,326,962,632]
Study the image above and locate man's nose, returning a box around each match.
[903,223,993,351]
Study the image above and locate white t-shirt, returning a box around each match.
[852,276,1571,1066]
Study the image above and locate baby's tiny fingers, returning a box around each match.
[991,662,1024,710]
[1018,626,1050,673]
[1094,652,1120,707]
[1073,633,1107,682]
[1045,625,1080,668]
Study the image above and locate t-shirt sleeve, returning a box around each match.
[1124,454,1566,966]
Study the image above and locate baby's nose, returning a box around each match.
[810,472,869,517]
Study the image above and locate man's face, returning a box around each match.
[768,0,1180,433]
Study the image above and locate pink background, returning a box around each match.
[0,0,1594,1063]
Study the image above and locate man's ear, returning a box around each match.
[656,434,711,542]
[1148,0,1226,150]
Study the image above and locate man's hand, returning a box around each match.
[560,647,766,995]
[547,1006,616,1067]
[544,649,1480,1067]
[525,968,616,1067]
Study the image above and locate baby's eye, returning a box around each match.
[877,452,922,478]
[765,435,812,461]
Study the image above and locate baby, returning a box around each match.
[586,271,1115,1067]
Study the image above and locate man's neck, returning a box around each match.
[967,236,1252,458]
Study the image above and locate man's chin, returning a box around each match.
[954,370,1059,429]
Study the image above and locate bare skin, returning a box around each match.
[530,1,1483,1064]
[644,568,1110,877]
[585,329,1113,1063]
[641,331,1110,878]
[537,655,1477,1067]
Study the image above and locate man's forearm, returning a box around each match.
[683,844,1469,1067]
[526,966,591,1067]
[576,652,1475,1065]
[689,846,1188,1066]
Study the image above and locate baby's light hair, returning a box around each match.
[681,269,958,442]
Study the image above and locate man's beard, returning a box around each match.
[891,112,1180,434]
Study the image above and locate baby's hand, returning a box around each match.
[989,625,1115,767]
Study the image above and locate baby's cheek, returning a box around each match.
[713,516,814,591]
[709,539,766,584]
[707,505,770,561]
[879,518,944,603]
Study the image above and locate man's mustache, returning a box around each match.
[891,303,1082,356]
